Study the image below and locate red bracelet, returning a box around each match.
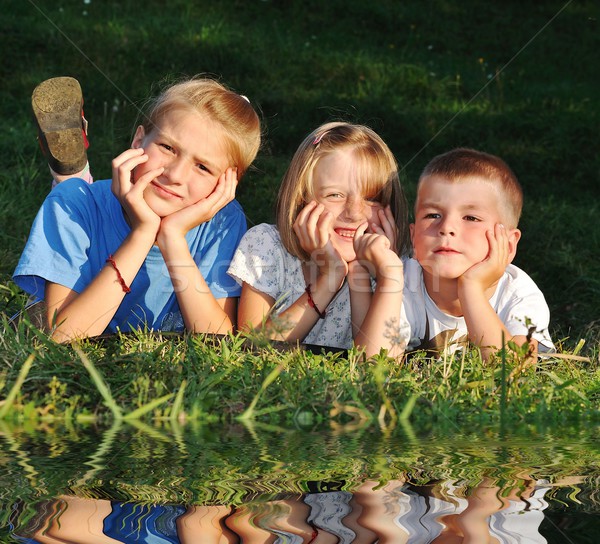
[106,255,131,294]
[305,284,326,319]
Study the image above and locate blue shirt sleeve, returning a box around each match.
[12,180,102,299]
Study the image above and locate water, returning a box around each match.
[1,420,598,543]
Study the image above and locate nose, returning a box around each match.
[343,196,366,221]
[438,216,456,236]
[163,156,189,184]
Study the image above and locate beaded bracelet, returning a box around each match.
[305,284,326,319]
[106,255,131,294]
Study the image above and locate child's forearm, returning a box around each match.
[48,229,156,342]
[159,236,234,334]
[354,271,404,359]
[347,262,372,337]
[459,282,513,360]
[259,270,343,343]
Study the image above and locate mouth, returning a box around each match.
[434,246,460,255]
[334,227,357,241]
[151,181,182,200]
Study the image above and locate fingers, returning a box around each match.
[112,148,153,197]
[184,167,239,225]
[462,223,510,287]
[355,221,369,238]
[293,201,331,251]
[353,228,391,265]
[207,166,238,207]
[111,148,164,209]
[494,223,509,264]
[377,205,398,249]
[485,223,509,265]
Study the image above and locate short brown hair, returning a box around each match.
[139,77,261,179]
[276,122,410,260]
[418,148,523,228]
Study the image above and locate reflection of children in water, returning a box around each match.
[13,477,578,544]
[401,478,553,544]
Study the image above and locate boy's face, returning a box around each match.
[312,148,384,262]
[131,109,231,217]
[410,175,520,281]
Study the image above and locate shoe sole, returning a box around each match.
[32,77,87,175]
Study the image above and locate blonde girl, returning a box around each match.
[229,122,410,357]
[14,77,261,342]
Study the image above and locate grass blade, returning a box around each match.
[124,393,174,420]
[169,379,187,422]
[238,363,284,421]
[0,352,35,419]
[74,346,123,420]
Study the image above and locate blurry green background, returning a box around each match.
[1,0,598,348]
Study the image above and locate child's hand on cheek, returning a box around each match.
[293,201,347,281]
[354,221,402,278]
[460,223,510,292]
[111,148,162,236]
[372,206,398,253]
[159,167,238,239]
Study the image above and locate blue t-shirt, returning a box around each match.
[103,502,184,543]
[13,178,246,334]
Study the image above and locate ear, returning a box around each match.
[131,125,146,149]
[507,228,521,264]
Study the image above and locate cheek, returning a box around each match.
[190,178,218,201]
[366,204,384,224]
[467,229,491,257]
[320,201,342,217]
[131,164,145,184]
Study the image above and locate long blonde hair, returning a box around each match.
[276,122,410,260]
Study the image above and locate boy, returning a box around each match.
[403,148,554,360]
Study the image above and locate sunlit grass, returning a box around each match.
[0,324,597,424]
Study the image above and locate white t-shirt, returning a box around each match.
[228,224,353,349]
[402,258,555,353]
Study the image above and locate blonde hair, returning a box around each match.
[139,77,261,179]
[418,148,523,228]
[276,122,410,260]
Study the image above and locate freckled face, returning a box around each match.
[312,149,384,262]
[131,109,231,217]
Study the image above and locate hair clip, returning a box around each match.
[312,130,329,145]
[240,95,250,103]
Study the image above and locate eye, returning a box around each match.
[464,215,481,222]
[326,192,344,199]
[196,163,211,174]
[424,212,440,219]
[159,143,175,153]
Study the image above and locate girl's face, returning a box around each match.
[311,148,385,262]
[132,108,231,217]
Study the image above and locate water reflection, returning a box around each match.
[1,420,598,543]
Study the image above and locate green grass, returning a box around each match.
[0,1,598,416]
[0,324,598,423]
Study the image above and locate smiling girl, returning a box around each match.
[13,77,261,342]
[228,122,411,356]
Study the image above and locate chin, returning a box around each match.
[149,203,175,219]
[338,249,357,263]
